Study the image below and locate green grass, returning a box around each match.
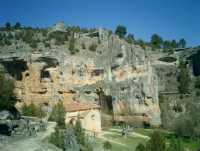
[95,127,200,151]
[96,127,148,151]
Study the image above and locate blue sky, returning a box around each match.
[0,0,199,46]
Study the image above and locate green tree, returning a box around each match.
[69,36,76,54]
[146,131,166,151]
[5,22,11,30]
[14,22,21,29]
[49,102,66,128]
[49,126,65,149]
[21,102,46,118]
[178,59,191,94]
[0,72,16,110]
[74,118,85,146]
[168,138,184,151]
[135,143,146,151]
[150,34,163,49]
[115,25,127,38]
[171,40,177,48]
[103,141,112,151]
[178,38,186,48]
[126,34,135,44]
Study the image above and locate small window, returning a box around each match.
[91,114,95,120]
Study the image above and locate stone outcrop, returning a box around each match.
[3,27,197,127]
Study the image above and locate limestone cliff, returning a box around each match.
[2,24,197,127]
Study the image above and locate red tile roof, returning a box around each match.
[63,101,100,112]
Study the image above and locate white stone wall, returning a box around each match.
[65,109,101,133]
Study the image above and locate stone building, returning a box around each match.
[64,101,101,134]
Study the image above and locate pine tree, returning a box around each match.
[126,34,135,44]
[178,39,186,48]
[115,25,127,38]
[151,34,163,49]
[49,102,66,128]
[74,118,85,146]
[14,22,21,29]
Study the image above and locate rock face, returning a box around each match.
[2,27,192,127]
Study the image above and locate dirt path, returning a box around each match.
[1,122,60,151]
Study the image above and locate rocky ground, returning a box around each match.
[1,122,60,151]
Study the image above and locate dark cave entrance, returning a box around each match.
[96,88,113,113]
[1,60,28,81]
[41,70,50,79]
[40,70,51,82]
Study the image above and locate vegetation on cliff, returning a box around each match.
[0,72,16,110]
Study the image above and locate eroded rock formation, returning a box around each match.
[2,26,193,127]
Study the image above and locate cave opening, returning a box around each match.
[96,88,113,113]
[1,60,28,81]
[91,69,104,76]
[40,70,51,82]
[192,50,200,76]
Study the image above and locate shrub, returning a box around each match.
[103,141,112,151]
[41,29,48,37]
[89,43,97,52]
[115,25,127,38]
[0,40,4,47]
[174,118,195,138]
[21,102,46,118]
[69,36,77,54]
[168,138,184,151]
[0,72,16,110]
[29,40,37,49]
[4,39,12,46]
[135,143,146,151]
[49,102,66,128]
[44,42,50,48]
[126,34,135,44]
[146,131,166,151]
[49,127,65,149]
[7,32,14,39]
[48,31,68,45]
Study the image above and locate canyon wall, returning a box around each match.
[1,27,192,127]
